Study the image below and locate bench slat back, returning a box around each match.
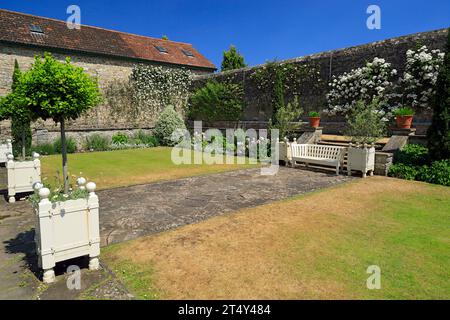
[291,144,344,160]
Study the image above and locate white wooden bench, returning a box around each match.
[290,144,346,175]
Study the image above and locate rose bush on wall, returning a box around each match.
[400,46,444,110]
[325,46,445,119]
[325,57,397,119]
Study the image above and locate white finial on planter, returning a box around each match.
[7,154,14,161]
[77,177,87,190]
[32,152,40,159]
[86,182,96,195]
[39,188,50,201]
[33,182,44,193]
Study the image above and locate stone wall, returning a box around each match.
[0,43,209,144]
[192,28,448,135]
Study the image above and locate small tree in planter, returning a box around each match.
[10,53,102,282]
[346,99,386,177]
[12,53,101,193]
[0,69,41,202]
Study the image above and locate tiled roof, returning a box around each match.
[0,9,216,70]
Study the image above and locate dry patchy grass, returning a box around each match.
[103,177,450,300]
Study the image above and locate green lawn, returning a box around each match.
[103,177,450,299]
[41,147,258,190]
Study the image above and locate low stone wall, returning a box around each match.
[374,152,393,176]
[32,127,154,151]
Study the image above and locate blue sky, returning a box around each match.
[1,0,449,69]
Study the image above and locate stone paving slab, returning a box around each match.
[0,166,354,299]
[99,167,354,245]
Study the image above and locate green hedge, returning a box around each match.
[389,144,450,186]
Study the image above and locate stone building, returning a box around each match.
[0,9,216,144]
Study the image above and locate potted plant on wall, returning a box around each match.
[394,107,415,129]
[8,53,102,282]
[346,99,386,178]
[308,111,321,128]
[394,107,414,129]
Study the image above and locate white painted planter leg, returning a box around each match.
[89,257,100,271]
[43,268,55,284]
[370,170,374,177]
[9,196,15,203]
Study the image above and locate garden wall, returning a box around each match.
[192,28,448,135]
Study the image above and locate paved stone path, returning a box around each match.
[0,166,353,299]
[100,167,353,245]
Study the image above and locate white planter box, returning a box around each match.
[277,140,292,165]
[6,153,41,203]
[34,181,100,283]
[347,145,375,178]
[0,139,12,164]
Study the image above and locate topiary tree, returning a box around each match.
[11,53,102,193]
[0,62,36,161]
[154,105,186,146]
[221,45,246,72]
[427,28,450,160]
[11,60,32,159]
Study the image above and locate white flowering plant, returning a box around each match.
[325,57,397,119]
[398,46,444,110]
[130,65,192,116]
[326,46,445,119]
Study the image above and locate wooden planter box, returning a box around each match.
[6,153,41,203]
[34,181,100,283]
[347,144,375,178]
[0,139,12,164]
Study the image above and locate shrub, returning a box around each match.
[32,143,56,155]
[388,163,419,180]
[394,144,429,166]
[85,134,110,151]
[53,137,77,154]
[345,99,386,144]
[309,111,320,117]
[417,160,450,186]
[112,132,129,145]
[154,105,186,146]
[133,130,159,147]
[189,80,244,122]
[269,96,303,140]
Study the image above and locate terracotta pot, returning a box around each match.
[396,115,413,129]
[309,117,321,128]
